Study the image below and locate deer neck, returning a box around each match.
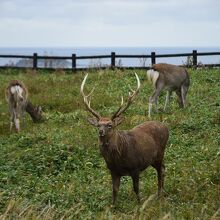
[99,129,118,147]
[99,129,124,159]
[25,100,39,122]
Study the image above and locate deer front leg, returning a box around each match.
[181,84,189,108]
[21,102,26,127]
[111,172,121,205]
[164,90,172,111]
[156,163,165,197]
[9,105,14,132]
[176,89,184,108]
[131,172,140,203]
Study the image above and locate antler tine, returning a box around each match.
[128,84,135,94]
[86,87,95,98]
[121,96,124,106]
[111,96,124,120]
[111,72,140,120]
[80,73,101,119]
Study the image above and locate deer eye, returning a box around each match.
[107,124,112,129]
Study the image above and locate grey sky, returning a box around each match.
[0,0,219,47]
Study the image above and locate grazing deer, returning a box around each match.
[5,80,42,132]
[147,63,190,117]
[81,73,169,204]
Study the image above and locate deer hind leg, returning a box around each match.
[158,163,165,195]
[14,118,20,133]
[157,163,165,196]
[111,172,121,205]
[148,84,164,117]
[164,90,172,111]
[10,116,14,132]
[131,172,140,203]
[14,108,20,133]
[9,104,14,132]
[153,162,165,197]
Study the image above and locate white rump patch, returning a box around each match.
[10,86,16,94]
[147,70,159,86]
[10,85,24,99]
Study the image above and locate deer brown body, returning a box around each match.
[147,63,190,117]
[5,80,42,132]
[81,73,169,204]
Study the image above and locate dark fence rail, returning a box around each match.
[0,50,220,71]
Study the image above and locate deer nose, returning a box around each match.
[99,129,105,136]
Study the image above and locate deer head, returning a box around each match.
[33,105,43,121]
[80,73,140,137]
[25,101,43,123]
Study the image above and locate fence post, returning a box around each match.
[33,53,38,69]
[72,54,76,71]
[192,50,197,68]
[111,52,115,69]
[151,52,156,65]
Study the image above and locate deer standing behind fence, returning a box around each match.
[147,63,190,117]
[5,80,43,132]
[81,73,169,204]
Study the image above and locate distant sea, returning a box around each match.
[0,47,220,68]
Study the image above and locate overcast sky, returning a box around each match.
[0,0,220,47]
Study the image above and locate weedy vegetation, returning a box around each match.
[0,68,219,219]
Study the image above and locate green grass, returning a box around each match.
[0,67,219,219]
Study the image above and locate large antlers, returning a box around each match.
[111,72,140,120]
[81,72,140,120]
[80,73,101,119]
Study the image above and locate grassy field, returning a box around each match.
[0,67,219,219]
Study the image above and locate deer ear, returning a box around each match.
[87,118,99,127]
[113,116,124,126]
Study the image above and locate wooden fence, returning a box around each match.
[0,50,220,71]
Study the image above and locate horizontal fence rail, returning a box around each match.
[0,50,220,71]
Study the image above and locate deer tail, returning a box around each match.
[147,69,159,86]
[10,85,25,104]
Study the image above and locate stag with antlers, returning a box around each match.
[81,73,169,204]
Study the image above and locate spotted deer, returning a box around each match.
[147,63,190,117]
[5,80,42,132]
[81,73,169,204]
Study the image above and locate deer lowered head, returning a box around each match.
[81,73,169,205]
[25,100,43,123]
